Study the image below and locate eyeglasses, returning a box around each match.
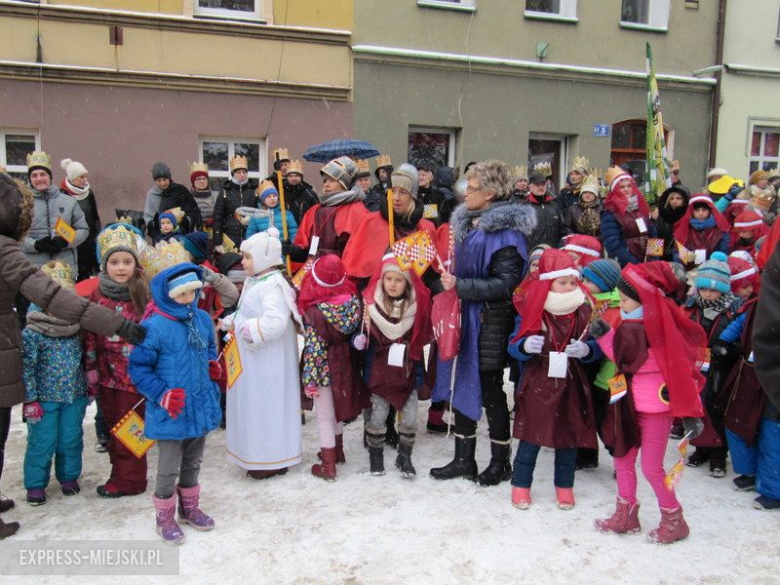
[466,185,482,194]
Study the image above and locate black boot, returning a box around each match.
[576,448,599,470]
[367,433,385,476]
[476,441,512,486]
[0,493,15,514]
[385,407,399,450]
[430,435,478,480]
[0,517,19,540]
[396,438,416,479]
[686,448,709,468]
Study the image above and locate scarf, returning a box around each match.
[576,198,601,236]
[232,175,249,187]
[369,288,416,341]
[98,272,132,302]
[26,310,81,338]
[695,292,736,321]
[62,179,91,201]
[379,196,424,233]
[627,194,639,212]
[543,288,586,316]
[691,217,716,231]
[319,186,364,207]
[620,306,644,321]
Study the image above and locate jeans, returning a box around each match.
[727,419,780,500]
[453,370,510,441]
[511,441,577,489]
[154,436,206,498]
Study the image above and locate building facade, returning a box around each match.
[352,0,719,188]
[0,0,353,219]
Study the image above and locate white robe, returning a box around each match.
[225,271,303,470]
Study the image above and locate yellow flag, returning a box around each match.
[54,217,77,244]
[225,334,243,388]
[111,409,155,459]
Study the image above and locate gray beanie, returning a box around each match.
[152,162,171,181]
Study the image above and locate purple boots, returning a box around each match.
[153,484,215,545]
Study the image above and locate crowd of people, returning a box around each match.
[0,148,778,548]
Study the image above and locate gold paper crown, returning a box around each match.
[750,188,777,207]
[356,159,370,174]
[140,239,189,277]
[571,156,589,172]
[580,174,600,195]
[512,165,528,180]
[604,166,628,188]
[590,168,602,180]
[116,215,134,226]
[98,225,138,262]
[376,154,392,167]
[41,261,74,290]
[273,147,290,162]
[162,207,185,223]
[533,161,552,177]
[26,151,51,172]
[229,155,248,173]
[768,167,780,179]
[257,179,277,195]
[189,161,208,175]
[670,159,681,172]
[285,159,304,175]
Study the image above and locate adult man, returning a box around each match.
[355,159,373,198]
[416,162,450,227]
[524,173,563,249]
[365,155,393,212]
[266,147,291,188]
[282,159,320,226]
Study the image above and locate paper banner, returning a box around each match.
[224,334,243,388]
[54,217,77,244]
[111,409,155,459]
[391,230,437,276]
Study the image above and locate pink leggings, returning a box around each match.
[314,387,343,449]
[614,412,679,509]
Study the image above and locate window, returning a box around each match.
[749,128,780,175]
[528,135,567,189]
[194,0,263,21]
[417,0,476,13]
[200,138,266,191]
[0,130,40,182]
[620,0,670,30]
[525,0,577,21]
[610,119,672,179]
[408,128,456,169]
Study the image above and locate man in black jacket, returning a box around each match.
[524,174,563,249]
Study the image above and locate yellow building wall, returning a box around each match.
[47,0,183,15]
[274,0,353,31]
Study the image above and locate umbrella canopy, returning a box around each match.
[302,139,380,163]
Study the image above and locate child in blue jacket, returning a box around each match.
[245,180,297,256]
[129,263,223,545]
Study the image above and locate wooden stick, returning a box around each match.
[387,187,395,245]
[276,168,292,274]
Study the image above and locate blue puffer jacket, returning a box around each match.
[245,208,298,241]
[129,263,221,440]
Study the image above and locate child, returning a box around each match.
[84,225,150,498]
[526,244,549,275]
[21,262,89,506]
[562,234,603,268]
[727,255,760,302]
[508,249,602,510]
[222,229,303,480]
[684,252,741,477]
[129,263,222,545]
[730,210,768,256]
[245,180,298,247]
[591,262,706,544]
[153,211,180,244]
[672,195,730,269]
[181,231,240,318]
[298,254,364,482]
[361,254,432,478]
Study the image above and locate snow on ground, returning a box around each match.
[1,383,778,585]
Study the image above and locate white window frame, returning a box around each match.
[524,0,578,24]
[528,132,568,188]
[0,129,40,177]
[417,0,476,14]
[748,125,780,175]
[194,0,266,22]
[619,0,670,33]
[408,127,457,168]
[199,137,267,186]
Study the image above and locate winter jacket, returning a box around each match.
[245,208,298,242]
[523,195,563,249]
[0,235,126,407]
[601,209,657,267]
[212,179,258,247]
[365,183,387,213]
[22,323,87,404]
[129,263,221,440]
[21,184,89,275]
[653,187,689,261]
[755,245,780,411]
[144,182,203,241]
[59,183,101,280]
[562,200,602,237]
[191,189,218,224]
[555,186,580,215]
[282,180,320,226]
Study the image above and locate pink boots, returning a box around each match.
[177,484,215,531]
[153,495,185,545]
[647,506,690,544]
[511,487,531,510]
[594,496,641,534]
[555,487,575,510]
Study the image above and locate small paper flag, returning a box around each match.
[646,238,664,257]
[224,334,243,388]
[111,409,155,459]
[54,217,77,244]
[292,258,314,290]
[607,374,628,404]
[391,230,437,276]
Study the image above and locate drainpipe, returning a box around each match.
[708,0,727,168]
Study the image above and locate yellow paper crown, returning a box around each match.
[533,161,552,177]
[376,154,392,167]
[140,239,189,277]
[356,159,370,174]
[26,151,51,172]
[580,174,600,195]
[98,225,138,262]
[189,161,208,175]
[41,261,74,290]
[115,215,134,226]
[512,165,528,180]
[768,167,780,179]
[229,155,248,173]
[285,159,304,175]
[604,166,627,188]
[571,156,589,172]
[162,207,185,223]
[750,189,777,206]
[273,147,290,162]
[257,179,277,195]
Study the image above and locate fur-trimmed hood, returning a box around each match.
[450,201,537,244]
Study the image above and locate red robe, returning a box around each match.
[294,201,368,261]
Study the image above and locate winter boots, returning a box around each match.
[367,432,385,476]
[317,434,346,464]
[426,407,448,435]
[61,480,80,496]
[247,468,288,480]
[176,484,215,531]
[555,487,575,510]
[153,495,185,545]
[594,497,641,534]
[26,489,46,506]
[312,447,337,482]
[430,435,478,481]
[476,440,512,486]
[647,506,690,544]
[511,487,531,510]
[396,435,416,479]
[0,493,15,514]
[0,493,18,540]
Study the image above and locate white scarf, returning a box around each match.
[543,288,586,316]
[368,286,416,341]
[65,179,91,201]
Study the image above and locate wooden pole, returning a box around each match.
[387,187,395,245]
[276,162,292,274]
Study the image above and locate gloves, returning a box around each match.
[238,323,255,343]
[304,385,320,399]
[49,236,69,252]
[116,320,147,345]
[565,338,590,359]
[34,236,52,253]
[523,335,545,354]
[725,183,743,201]
[219,314,235,332]
[281,240,308,262]
[23,401,44,424]
[208,360,222,381]
[160,388,186,419]
[214,245,225,255]
[683,417,704,439]
[352,333,368,351]
[589,318,611,339]
[202,267,219,285]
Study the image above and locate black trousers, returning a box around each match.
[453,370,510,441]
[0,407,11,484]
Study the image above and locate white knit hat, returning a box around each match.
[60,158,88,181]
[240,227,283,275]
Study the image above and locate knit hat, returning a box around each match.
[97,224,141,270]
[257,179,279,204]
[167,270,203,299]
[528,244,550,265]
[616,277,640,302]
[26,151,52,179]
[562,235,602,266]
[152,162,171,181]
[391,163,419,199]
[60,158,88,181]
[727,255,760,294]
[182,232,209,263]
[707,167,729,180]
[750,170,769,185]
[189,161,209,188]
[694,251,731,294]
[159,211,177,229]
[582,259,621,293]
[240,227,282,275]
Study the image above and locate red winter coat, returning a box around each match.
[365,316,417,411]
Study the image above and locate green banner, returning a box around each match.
[645,43,671,207]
